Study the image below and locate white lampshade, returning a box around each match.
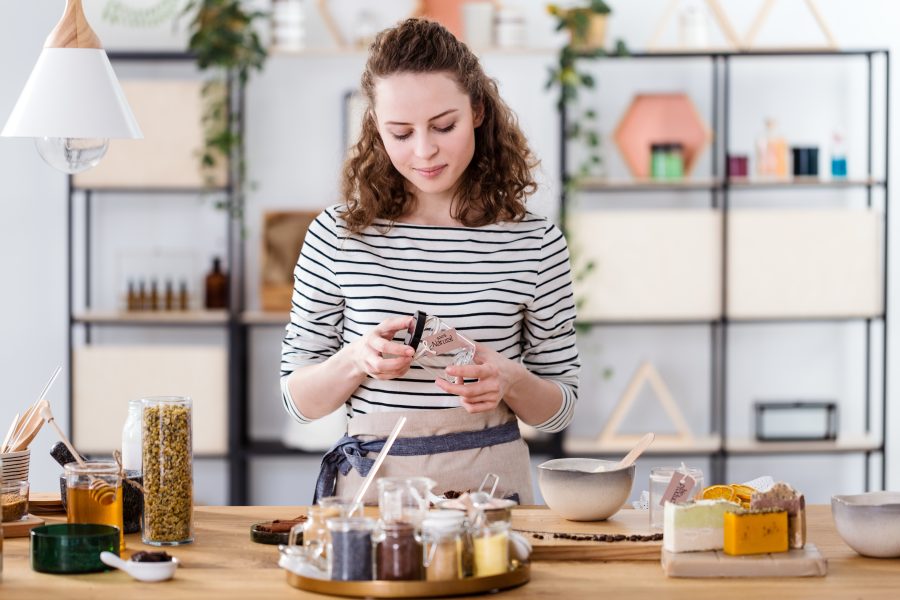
[2,48,142,139]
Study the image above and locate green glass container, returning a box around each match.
[665,143,685,179]
[650,143,668,180]
[31,524,119,574]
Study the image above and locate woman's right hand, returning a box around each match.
[350,316,416,380]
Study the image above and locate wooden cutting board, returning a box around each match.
[661,544,828,577]
[511,508,662,561]
[1,514,45,538]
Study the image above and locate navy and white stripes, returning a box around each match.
[280,204,580,433]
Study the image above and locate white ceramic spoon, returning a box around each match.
[100,552,179,582]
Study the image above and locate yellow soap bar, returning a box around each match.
[723,510,788,556]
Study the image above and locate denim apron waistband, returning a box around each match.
[313,419,521,504]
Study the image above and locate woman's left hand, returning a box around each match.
[435,344,527,413]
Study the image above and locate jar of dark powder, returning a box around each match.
[327,517,375,581]
[374,521,422,580]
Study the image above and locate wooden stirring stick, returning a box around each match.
[40,403,116,506]
[6,366,62,452]
[1,412,20,453]
[351,416,407,513]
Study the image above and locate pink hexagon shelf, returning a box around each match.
[613,93,712,179]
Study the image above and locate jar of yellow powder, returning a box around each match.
[472,520,510,577]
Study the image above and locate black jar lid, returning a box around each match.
[404,310,426,349]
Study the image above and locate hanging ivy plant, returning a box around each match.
[183,0,268,221]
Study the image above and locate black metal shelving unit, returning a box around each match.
[558,49,889,490]
[65,52,254,501]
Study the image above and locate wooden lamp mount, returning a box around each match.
[45,0,102,49]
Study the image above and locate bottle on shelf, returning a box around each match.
[138,280,148,311]
[149,279,159,311]
[831,131,848,179]
[126,280,138,311]
[164,279,175,311]
[178,280,189,311]
[204,257,229,310]
[755,118,789,179]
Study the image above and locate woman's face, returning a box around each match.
[373,71,481,205]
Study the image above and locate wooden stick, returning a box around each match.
[743,0,775,48]
[647,0,680,50]
[314,0,346,49]
[352,416,406,509]
[1,413,19,454]
[805,0,838,48]
[705,0,743,49]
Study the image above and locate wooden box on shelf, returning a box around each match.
[261,210,319,312]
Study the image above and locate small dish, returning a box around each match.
[31,523,120,574]
[832,491,900,557]
[537,458,635,521]
[251,521,303,545]
[101,551,179,582]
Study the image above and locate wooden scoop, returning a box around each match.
[40,403,117,506]
[611,432,655,471]
[1,412,20,453]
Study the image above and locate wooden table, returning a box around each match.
[2,505,899,598]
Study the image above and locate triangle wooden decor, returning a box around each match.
[743,0,838,49]
[598,362,695,444]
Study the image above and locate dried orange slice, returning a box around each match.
[701,484,737,502]
[731,484,756,501]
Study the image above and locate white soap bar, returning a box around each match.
[663,499,742,553]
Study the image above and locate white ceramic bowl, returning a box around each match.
[537,458,635,521]
[832,491,900,557]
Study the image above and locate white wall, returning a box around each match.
[1,0,898,505]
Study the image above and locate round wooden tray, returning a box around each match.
[286,562,530,598]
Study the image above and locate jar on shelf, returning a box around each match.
[421,510,466,581]
[141,396,194,546]
[121,398,142,472]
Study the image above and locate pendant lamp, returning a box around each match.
[2,0,142,173]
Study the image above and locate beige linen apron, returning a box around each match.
[334,403,534,505]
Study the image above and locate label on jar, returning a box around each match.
[658,472,696,506]
[421,328,470,354]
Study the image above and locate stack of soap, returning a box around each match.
[663,500,742,553]
[723,509,788,556]
[750,481,806,549]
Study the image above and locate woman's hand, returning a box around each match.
[350,316,415,380]
[435,343,528,413]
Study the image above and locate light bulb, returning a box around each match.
[34,137,109,174]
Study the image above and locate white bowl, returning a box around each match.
[832,491,900,557]
[537,458,635,521]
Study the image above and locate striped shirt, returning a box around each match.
[280,204,580,433]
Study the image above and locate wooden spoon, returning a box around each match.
[612,432,655,471]
[40,403,117,506]
[10,399,49,452]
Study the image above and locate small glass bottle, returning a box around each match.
[149,279,159,311]
[164,279,175,311]
[178,280,189,310]
[142,396,194,546]
[650,143,668,180]
[204,257,228,309]
[831,132,848,178]
[138,280,148,311]
[121,398,142,472]
[666,143,685,179]
[756,118,789,179]
[404,311,476,384]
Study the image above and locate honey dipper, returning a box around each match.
[40,403,117,506]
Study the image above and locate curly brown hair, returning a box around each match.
[341,18,538,233]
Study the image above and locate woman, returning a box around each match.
[281,18,579,504]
